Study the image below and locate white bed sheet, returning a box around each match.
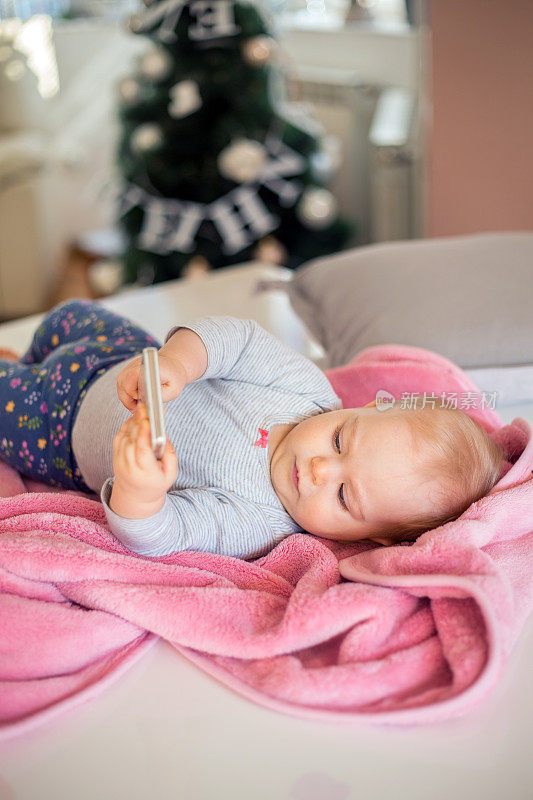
[0,263,531,800]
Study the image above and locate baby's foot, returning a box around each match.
[0,347,20,361]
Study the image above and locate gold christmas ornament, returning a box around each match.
[130,123,164,153]
[140,48,173,82]
[296,187,338,229]
[118,77,140,104]
[253,235,287,266]
[87,259,124,297]
[183,256,211,279]
[217,138,268,183]
[242,36,275,67]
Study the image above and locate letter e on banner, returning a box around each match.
[188,0,240,41]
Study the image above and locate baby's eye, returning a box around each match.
[338,484,348,512]
[332,427,349,512]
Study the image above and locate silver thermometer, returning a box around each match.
[140,347,166,460]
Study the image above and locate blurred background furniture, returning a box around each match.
[0,7,422,317]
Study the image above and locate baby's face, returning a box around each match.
[269,406,442,545]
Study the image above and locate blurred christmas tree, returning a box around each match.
[116,0,354,284]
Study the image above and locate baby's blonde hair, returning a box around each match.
[387,406,505,542]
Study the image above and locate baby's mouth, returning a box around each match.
[292,460,299,493]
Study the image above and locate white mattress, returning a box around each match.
[0,263,532,800]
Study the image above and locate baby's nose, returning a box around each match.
[311,456,337,486]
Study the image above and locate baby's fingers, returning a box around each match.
[117,383,138,413]
[135,419,153,458]
[114,420,132,452]
[117,358,142,411]
[113,428,138,478]
[161,439,178,483]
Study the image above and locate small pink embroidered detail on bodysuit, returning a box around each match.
[253,428,269,448]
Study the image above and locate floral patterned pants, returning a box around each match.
[0,299,160,492]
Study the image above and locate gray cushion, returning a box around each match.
[287,232,533,370]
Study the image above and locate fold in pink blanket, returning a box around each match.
[1,344,532,738]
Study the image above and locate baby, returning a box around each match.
[0,299,504,558]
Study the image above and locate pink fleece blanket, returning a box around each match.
[1,344,532,739]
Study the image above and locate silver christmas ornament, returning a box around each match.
[310,135,342,183]
[140,48,172,82]
[168,80,202,119]
[131,123,163,153]
[242,36,275,66]
[118,77,140,105]
[296,187,338,229]
[218,138,268,183]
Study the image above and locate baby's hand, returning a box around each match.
[117,352,188,412]
[111,402,178,514]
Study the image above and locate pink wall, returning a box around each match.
[429,0,533,236]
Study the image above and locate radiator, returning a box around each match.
[285,66,379,245]
[285,68,416,244]
[368,86,417,242]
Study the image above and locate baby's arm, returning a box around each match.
[164,317,336,403]
[103,480,274,559]
[117,317,336,414]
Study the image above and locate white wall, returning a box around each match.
[280,24,418,90]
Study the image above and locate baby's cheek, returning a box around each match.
[295,498,330,532]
